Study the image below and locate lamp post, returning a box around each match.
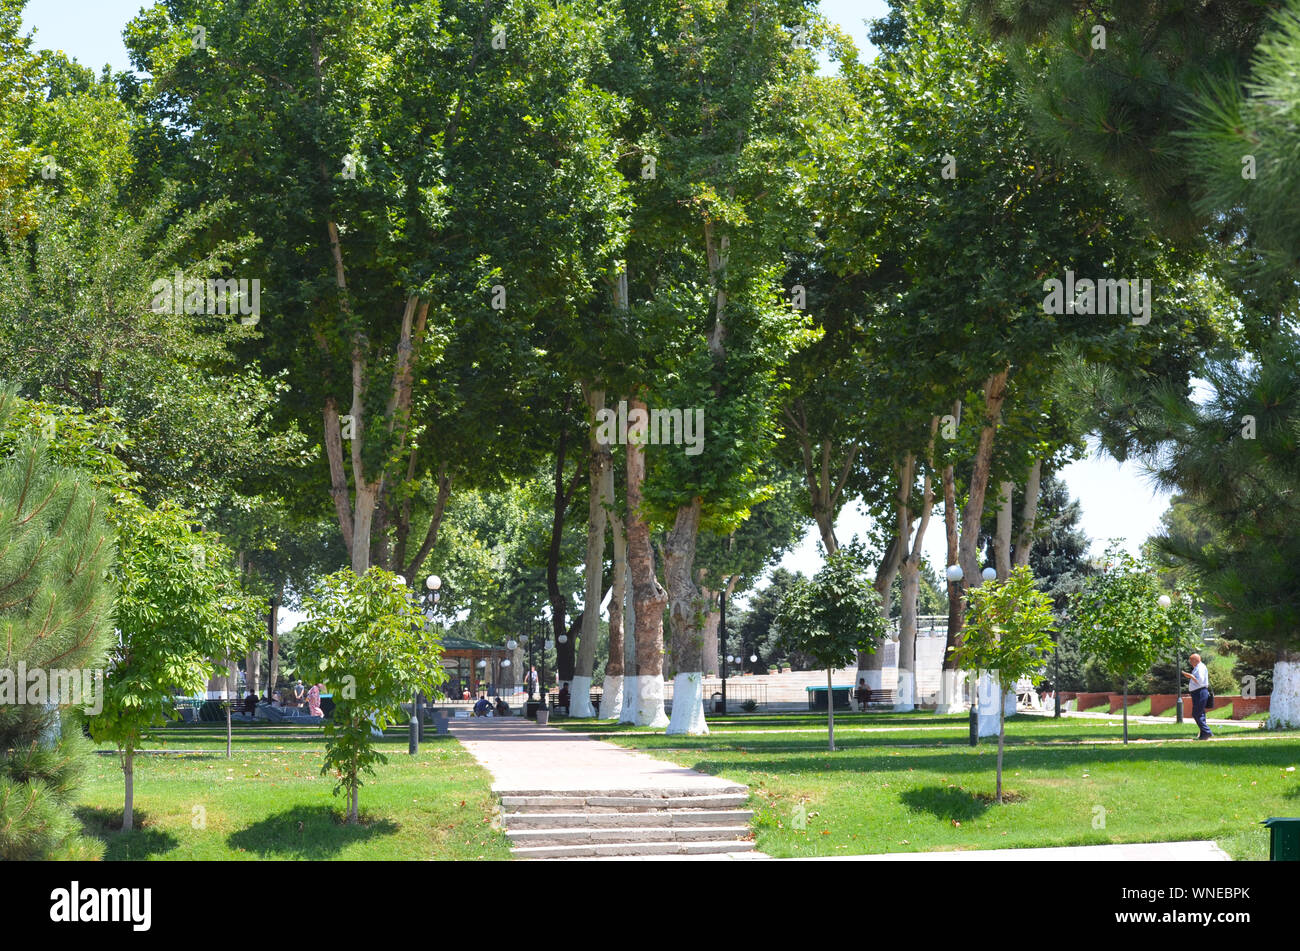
[1159,594,1182,724]
[718,587,728,716]
[1053,629,1061,719]
[407,574,441,754]
[947,563,979,746]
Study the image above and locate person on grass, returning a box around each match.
[1182,653,1213,740]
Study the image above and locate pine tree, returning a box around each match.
[0,389,117,859]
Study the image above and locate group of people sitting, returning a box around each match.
[237,680,325,719]
[472,693,513,717]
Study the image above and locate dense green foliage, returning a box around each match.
[293,568,446,822]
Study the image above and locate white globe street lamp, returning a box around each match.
[750,654,758,663]
[558,634,568,644]
[506,639,518,651]
[982,567,997,582]
[1158,595,1172,608]
[426,575,441,591]
[946,564,964,583]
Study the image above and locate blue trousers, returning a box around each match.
[1191,687,1212,736]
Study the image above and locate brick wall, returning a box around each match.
[1109,693,1146,713]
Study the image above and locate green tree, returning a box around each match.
[293,568,446,823]
[950,565,1056,802]
[1069,548,1192,741]
[125,0,629,583]
[775,549,889,751]
[89,502,262,830]
[0,388,117,859]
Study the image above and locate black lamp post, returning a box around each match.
[1161,594,1183,724]
[407,574,441,755]
[718,588,728,715]
[1053,631,1061,719]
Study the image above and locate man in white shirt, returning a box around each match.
[1181,652,1213,739]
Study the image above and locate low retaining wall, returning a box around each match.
[1147,694,1271,719]
[1075,692,1111,712]
[1108,693,1146,713]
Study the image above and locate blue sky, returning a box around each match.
[19,0,1171,590]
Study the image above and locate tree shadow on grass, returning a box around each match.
[226,804,397,859]
[75,806,179,860]
[899,786,991,823]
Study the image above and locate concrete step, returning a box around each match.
[500,792,748,813]
[496,786,746,799]
[511,839,756,860]
[503,809,753,829]
[507,825,751,847]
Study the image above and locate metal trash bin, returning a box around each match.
[1261,817,1300,861]
[712,692,724,714]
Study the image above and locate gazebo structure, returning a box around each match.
[438,635,514,699]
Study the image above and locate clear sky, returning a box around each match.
[19,0,1173,599]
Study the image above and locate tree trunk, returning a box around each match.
[957,368,1009,587]
[573,389,611,717]
[994,480,1013,580]
[937,429,966,713]
[226,655,235,758]
[1270,648,1300,729]
[1012,458,1043,567]
[268,593,281,696]
[996,675,1005,804]
[548,396,582,684]
[1123,679,1129,744]
[348,781,359,824]
[245,648,260,697]
[897,559,920,712]
[626,397,668,727]
[122,748,134,831]
[826,667,835,752]
[665,499,708,735]
[698,583,720,677]
[896,428,936,712]
[601,474,627,720]
[620,556,638,723]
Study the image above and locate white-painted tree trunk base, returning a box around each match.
[933,669,968,714]
[976,672,1016,737]
[600,674,624,720]
[634,674,669,728]
[1268,660,1300,729]
[569,675,595,718]
[856,668,884,692]
[894,669,916,712]
[665,672,709,735]
[619,675,638,723]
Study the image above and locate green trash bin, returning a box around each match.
[1261,817,1300,861]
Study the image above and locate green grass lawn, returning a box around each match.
[76,728,511,860]
[554,711,1300,859]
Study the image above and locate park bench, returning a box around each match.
[547,691,602,717]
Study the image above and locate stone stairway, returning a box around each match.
[499,785,755,859]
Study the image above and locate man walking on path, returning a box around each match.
[525,665,539,700]
[1182,653,1213,740]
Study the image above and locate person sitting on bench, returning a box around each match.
[854,678,871,712]
[473,693,491,717]
[557,683,570,714]
[494,697,511,717]
[243,692,260,716]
